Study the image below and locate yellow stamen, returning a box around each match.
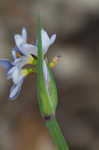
[16,53,21,58]
[26,55,37,65]
[49,56,60,68]
[31,68,37,73]
[21,68,37,76]
[21,69,29,76]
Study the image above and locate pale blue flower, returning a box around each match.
[0,28,39,100]
[36,28,56,55]
[43,60,50,90]
[0,27,56,100]
[41,28,56,54]
[14,27,38,57]
[13,28,56,57]
[12,28,27,59]
[0,56,33,100]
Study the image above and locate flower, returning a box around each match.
[0,27,39,100]
[43,60,50,90]
[0,27,56,100]
[41,29,56,54]
[13,27,38,58]
[0,55,35,100]
[0,59,23,100]
[13,28,56,57]
[9,67,33,100]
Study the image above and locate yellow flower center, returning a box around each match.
[26,55,37,65]
[16,53,21,58]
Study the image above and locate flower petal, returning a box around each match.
[13,56,27,66]
[11,67,20,84]
[49,34,56,45]
[41,28,50,54]
[7,66,17,80]
[41,28,49,42]
[0,59,13,71]
[12,47,17,59]
[9,78,24,100]
[43,60,49,88]
[18,43,38,56]
[12,46,25,59]
[22,27,27,43]
[35,40,38,47]
[7,65,23,84]
[14,34,25,48]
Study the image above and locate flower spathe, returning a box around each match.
[0,27,56,100]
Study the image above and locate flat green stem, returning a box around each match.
[46,117,69,150]
[37,14,70,150]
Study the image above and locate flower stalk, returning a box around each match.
[37,14,69,150]
[0,13,70,150]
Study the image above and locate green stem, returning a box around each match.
[46,117,69,150]
[37,14,69,150]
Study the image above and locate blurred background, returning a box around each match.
[0,0,99,150]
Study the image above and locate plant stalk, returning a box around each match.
[46,117,69,150]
